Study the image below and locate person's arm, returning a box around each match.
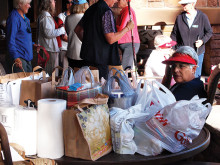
[57,15,68,42]
[116,8,130,31]
[200,14,213,44]
[105,20,134,44]
[103,10,134,44]
[6,16,22,69]
[74,19,84,42]
[170,18,178,42]
[41,16,65,39]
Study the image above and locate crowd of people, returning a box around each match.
[5,0,213,101]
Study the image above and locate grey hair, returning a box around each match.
[175,46,198,64]
[13,0,31,9]
[39,0,55,15]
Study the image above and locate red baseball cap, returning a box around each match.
[159,40,177,49]
[162,53,197,65]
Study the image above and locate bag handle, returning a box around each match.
[74,94,109,111]
[52,66,63,87]
[79,66,94,84]
[103,75,134,96]
[58,66,74,86]
[152,80,176,100]
[31,66,47,80]
[11,63,27,77]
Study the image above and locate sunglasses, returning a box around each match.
[24,16,31,33]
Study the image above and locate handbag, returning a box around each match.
[63,94,112,161]
[37,46,50,68]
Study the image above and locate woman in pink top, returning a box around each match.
[116,0,140,70]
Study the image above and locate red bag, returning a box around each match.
[37,46,50,68]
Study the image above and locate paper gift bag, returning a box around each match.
[63,94,112,161]
[19,67,62,107]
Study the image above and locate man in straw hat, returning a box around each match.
[162,46,207,101]
[171,0,212,78]
[75,0,134,79]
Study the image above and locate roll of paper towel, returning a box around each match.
[0,105,15,142]
[37,99,66,159]
[14,106,37,156]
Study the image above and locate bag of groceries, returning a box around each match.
[110,104,147,154]
[135,96,211,153]
[135,80,176,120]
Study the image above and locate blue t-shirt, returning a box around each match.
[170,78,207,101]
[6,9,33,61]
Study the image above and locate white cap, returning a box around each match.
[178,0,197,4]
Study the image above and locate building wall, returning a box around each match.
[130,0,220,9]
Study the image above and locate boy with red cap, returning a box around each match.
[162,46,207,101]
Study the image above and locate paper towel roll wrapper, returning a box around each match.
[37,99,66,159]
[14,106,37,155]
[0,105,15,142]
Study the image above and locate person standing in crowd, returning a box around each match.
[171,0,212,78]
[6,0,33,73]
[38,0,65,75]
[116,0,140,70]
[144,35,176,82]
[65,0,89,69]
[162,46,207,101]
[56,0,72,69]
[74,0,134,79]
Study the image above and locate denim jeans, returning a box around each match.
[195,52,204,78]
[13,58,32,73]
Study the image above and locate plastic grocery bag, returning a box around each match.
[133,125,163,156]
[57,67,74,87]
[135,96,211,153]
[109,104,147,154]
[103,75,135,109]
[135,80,176,120]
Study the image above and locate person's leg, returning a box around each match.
[120,43,140,70]
[195,52,205,78]
[44,52,59,76]
[59,50,68,69]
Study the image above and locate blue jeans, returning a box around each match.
[195,52,204,78]
[13,58,32,73]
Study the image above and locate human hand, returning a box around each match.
[33,44,41,53]
[125,20,134,31]
[195,39,203,48]
[14,58,22,69]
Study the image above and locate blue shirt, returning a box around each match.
[6,9,33,61]
[170,78,207,101]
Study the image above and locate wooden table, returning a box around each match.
[55,127,210,165]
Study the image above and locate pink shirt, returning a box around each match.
[116,6,140,44]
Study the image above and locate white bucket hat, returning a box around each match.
[178,0,197,4]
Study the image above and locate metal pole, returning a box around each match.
[127,0,138,79]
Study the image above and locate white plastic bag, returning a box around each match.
[133,125,163,156]
[110,104,147,154]
[136,96,211,153]
[57,67,74,87]
[135,80,176,120]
